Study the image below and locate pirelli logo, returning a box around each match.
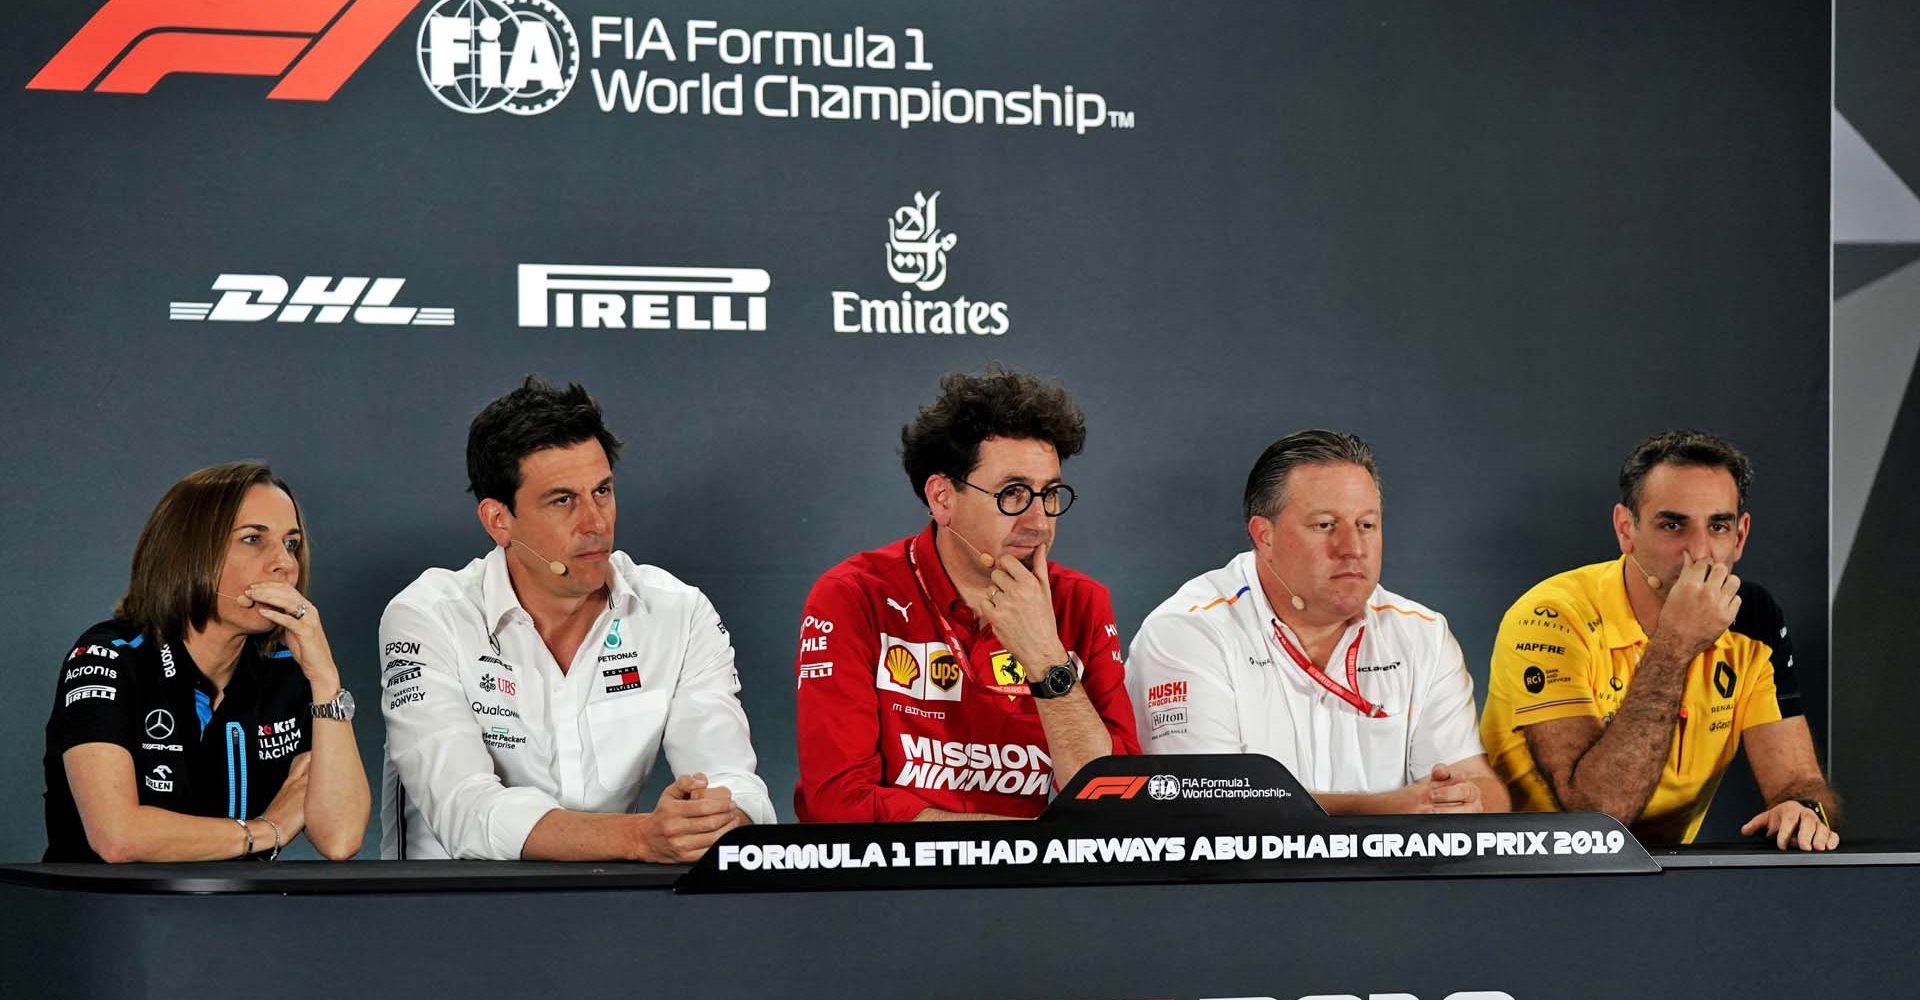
[517,264,770,330]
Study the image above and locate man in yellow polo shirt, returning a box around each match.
[1480,431,1839,849]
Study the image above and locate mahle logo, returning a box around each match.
[418,0,577,115]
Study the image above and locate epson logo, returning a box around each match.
[518,264,769,330]
[171,275,455,326]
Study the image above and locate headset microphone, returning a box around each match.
[512,539,569,576]
[1628,553,1661,591]
[943,524,998,571]
[1276,576,1307,612]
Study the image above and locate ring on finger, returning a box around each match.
[294,602,309,619]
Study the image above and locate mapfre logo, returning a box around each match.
[417,0,578,115]
[26,0,419,100]
[171,274,455,326]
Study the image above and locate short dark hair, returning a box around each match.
[900,365,1087,504]
[116,462,309,641]
[1243,429,1381,522]
[467,376,623,511]
[1619,429,1753,518]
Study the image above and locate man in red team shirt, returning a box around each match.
[794,366,1140,821]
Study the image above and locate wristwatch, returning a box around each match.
[1027,662,1076,699]
[311,689,356,722]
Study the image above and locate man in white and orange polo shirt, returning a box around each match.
[1127,430,1507,815]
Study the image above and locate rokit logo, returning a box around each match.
[418,0,578,115]
[832,190,1011,336]
[27,0,419,101]
[171,275,455,326]
[518,264,770,330]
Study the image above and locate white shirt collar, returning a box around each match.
[477,546,644,640]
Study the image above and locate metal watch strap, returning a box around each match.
[311,689,354,722]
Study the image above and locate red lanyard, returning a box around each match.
[906,533,1027,696]
[1269,619,1387,718]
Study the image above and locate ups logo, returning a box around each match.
[929,651,962,691]
[883,645,921,688]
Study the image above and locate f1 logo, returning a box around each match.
[26,0,420,101]
[1074,776,1148,800]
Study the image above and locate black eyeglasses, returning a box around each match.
[960,478,1077,517]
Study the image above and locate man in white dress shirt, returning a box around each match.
[1127,429,1508,814]
[380,377,773,860]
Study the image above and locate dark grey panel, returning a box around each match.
[0,0,1829,858]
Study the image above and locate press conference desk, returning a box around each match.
[2,847,1914,1000]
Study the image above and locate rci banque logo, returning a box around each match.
[417,0,578,114]
[27,0,420,100]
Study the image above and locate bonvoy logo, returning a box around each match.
[27,0,419,100]
[832,191,1010,336]
[418,0,578,115]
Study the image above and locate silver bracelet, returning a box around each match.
[233,817,254,859]
[258,817,283,862]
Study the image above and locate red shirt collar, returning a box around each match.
[909,521,975,623]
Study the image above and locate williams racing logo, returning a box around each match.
[896,735,1051,797]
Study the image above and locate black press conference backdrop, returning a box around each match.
[0,0,1829,858]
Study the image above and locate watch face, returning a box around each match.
[1044,663,1075,695]
[336,689,355,718]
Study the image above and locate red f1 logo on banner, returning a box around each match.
[27,0,419,101]
[1074,776,1148,800]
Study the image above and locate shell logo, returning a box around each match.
[884,645,921,687]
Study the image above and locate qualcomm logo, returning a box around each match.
[518,264,769,330]
[171,275,455,326]
[832,190,1010,336]
[418,0,579,115]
